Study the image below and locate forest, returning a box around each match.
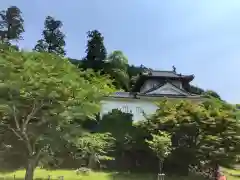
[0,5,239,180]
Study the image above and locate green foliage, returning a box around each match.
[76,133,115,169]
[99,109,134,149]
[189,85,205,95]
[105,51,130,90]
[145,132,172,162]
[127,65,149,90]
[0,6,24,42]
[143,99,240,174]
[0,49,114,179]
[204,90,222,100]
[83,30,107,71]
[34,16,66,56]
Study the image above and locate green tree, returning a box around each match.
[0,6,24,42]
[204,90,222,100]
[189,85,205,95]
[127,65,149,91]
[82,30,107,71]
[145,131,172,173]
[105,51,130,90]
[76,133,115,169]
[34,16,66,56]
[0,47,114,180]
[143,99,240,177]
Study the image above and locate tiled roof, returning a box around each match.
[144,70,194,79]
[106,92,202,99]
[150,70,181,77]
[132,69,194,93]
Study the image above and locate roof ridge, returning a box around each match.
[150,70,175,72]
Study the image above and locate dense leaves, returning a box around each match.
[82,30,107,71]
[142,99,240,176]
[0,46,114,180]
[34,16,66,56]
[105,51,130,90]
[75,133,115,169]
[146,132,172,173]
[0,6,24,42]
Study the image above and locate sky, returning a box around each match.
[1,0,240,103]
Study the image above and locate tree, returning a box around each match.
[0,48,114,180]
[127,65,149,91]
[76,133,115,169]
[204,90,222,100]
[83,30,107,71]
[143,99,240,177]
[189,85,205,95]
[0,6,24,42]
[145,131,172,174]
[34,16,66,56]
[105,51,130,90]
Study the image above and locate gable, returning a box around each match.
[146,82,189,96]
[140,79,161,93]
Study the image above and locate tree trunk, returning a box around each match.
[213,163,220,180]
[25,157,37,180]
[159,160,162,174]
[88,154,96,170]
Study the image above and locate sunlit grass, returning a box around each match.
[0,168,239,180]
[222,167,240,180]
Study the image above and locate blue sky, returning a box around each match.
[2,0,240,103]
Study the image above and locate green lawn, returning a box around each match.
[0,168,239,180]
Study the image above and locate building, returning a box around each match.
[100,68,204,121]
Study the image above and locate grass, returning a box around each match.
[222,167,240,180]
[0,168,239,180]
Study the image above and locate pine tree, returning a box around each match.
[34,16,65,56]
[0,6,24,42]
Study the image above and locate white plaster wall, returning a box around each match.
[100,99,158,121]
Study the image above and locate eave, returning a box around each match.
[131,74,194,92]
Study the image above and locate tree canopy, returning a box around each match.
[0,6,24,42]
[141,99,240,177]
[105,51,130,90]
[0,45,114,180]
[34,16,66,56]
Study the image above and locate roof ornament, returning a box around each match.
[172,65,176,73]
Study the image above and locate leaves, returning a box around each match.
[0,6,24,42]
[105,51,130,90]
[76,133,115,168]
[146,131,172,161]
[0,49,114,169]
[144,99,240,169]
[33,16,66,56]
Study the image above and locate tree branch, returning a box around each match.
[9,126,33,155]
[10,127,23,141]
[12,104,20,130]
[22,131,33,154]
[23,100,45,131]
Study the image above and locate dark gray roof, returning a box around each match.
[151,71,180,77]
[144,70,193,78]
[107,91,202,99]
